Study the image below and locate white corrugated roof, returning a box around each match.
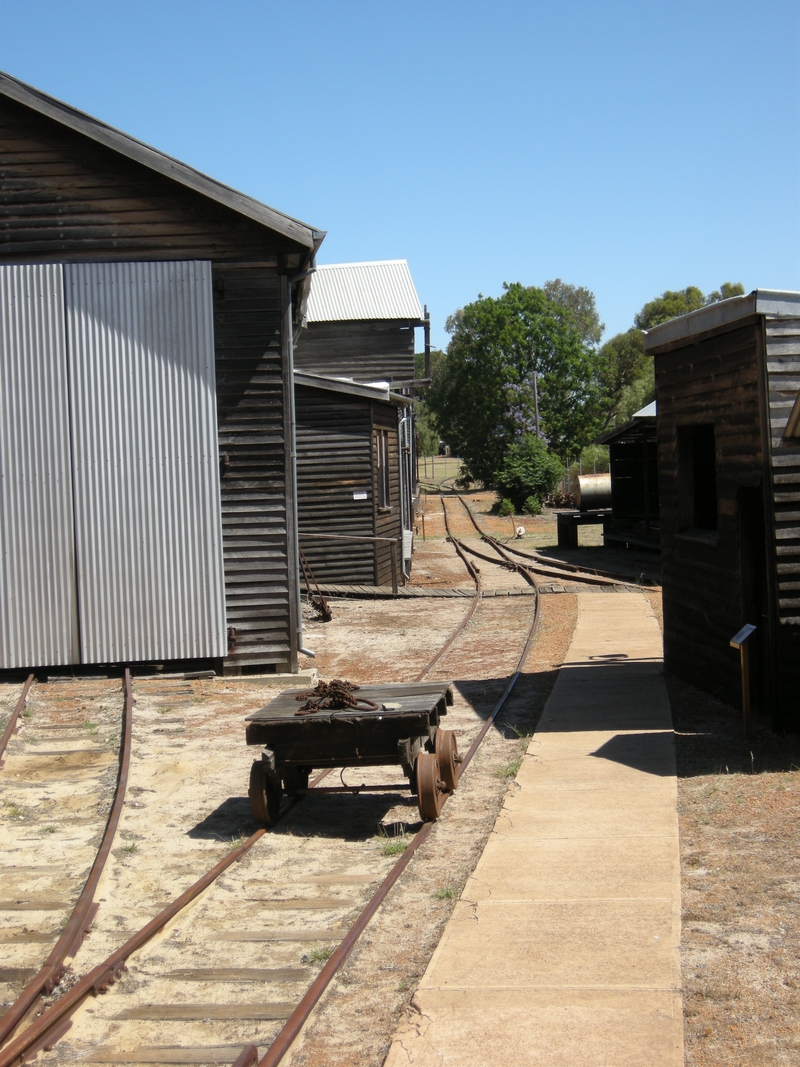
[306,260,423,322]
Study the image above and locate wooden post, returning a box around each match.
[730,624,757,740]
[390,540,399,597]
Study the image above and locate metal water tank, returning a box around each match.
[574,473,612,511]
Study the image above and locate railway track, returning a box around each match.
[0,530,544,1067]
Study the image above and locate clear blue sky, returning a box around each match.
[1,1,798,349]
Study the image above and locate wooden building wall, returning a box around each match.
[764,317,800,725]
[373,404,402,586]
[654,319,765,708]
[0,95,301,672]
[295,385,376,584]
[294,320,416,383]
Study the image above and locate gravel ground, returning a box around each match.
[645,589,800,1065]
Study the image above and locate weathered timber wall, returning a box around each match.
[655,319,763,707]
[295,385,376,584]
[294,320,416,383]
[373,404,402,586]
[764,317,800,723]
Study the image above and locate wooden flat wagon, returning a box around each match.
[245,681,459,824]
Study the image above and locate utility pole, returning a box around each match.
[424,305,431,380]
[533,369,540,438]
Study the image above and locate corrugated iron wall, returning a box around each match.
[0,264,80,668]
[65,261,226,663]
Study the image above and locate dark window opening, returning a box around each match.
[677,424,717,532]
[376,429,390,509]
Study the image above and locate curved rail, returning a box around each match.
[253,527,541,1067]
[0,506,542,1067]
[0,674,35,767]
[413,498,483,682]
[0,669,133,1047]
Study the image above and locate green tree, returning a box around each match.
[428,283,603,482]
[494,434,564,513]
[543,279,605,347]
[634,282,746,330]
[596,327,649,430]
[706,281,746,304]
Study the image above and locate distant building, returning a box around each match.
[645,291,800,729]
[293,261,427,584]
[597,401,659,550]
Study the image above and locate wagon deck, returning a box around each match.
[245,681,459,825]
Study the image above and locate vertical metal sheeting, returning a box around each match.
[0,264,79,668]
[65,261,226,663]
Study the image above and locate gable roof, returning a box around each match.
[306,260,423,322]
[0,70,325,252]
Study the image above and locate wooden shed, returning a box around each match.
[294,260,425,385]
[645,291,800,730]
[597,401,660,550]
[295,372,412,586]
[0,71,325,676]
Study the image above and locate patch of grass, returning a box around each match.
[120,842,138,855]
[377,827,409,857]
[20,707,33,719]
[496,758,522,779]
[398,979,409,992]
[434,884,460,900]
[301,945,334,965]
[3,799,25,818]
[227,835,246,852]
[82,721,99,733]
[40,825,57,834]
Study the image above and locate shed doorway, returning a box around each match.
[0,261,226,669]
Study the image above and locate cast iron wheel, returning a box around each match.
[434,728,460,793]
[416,751,445,822]
[282,766,311,795]
[248,760,282,826]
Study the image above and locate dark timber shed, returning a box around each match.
[597,401,660,550]
[645,291,800,730]
[294,373,412,586]
[0,71,325,675]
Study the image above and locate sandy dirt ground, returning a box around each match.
[0,522,578,1066]
[646,590,800,1065]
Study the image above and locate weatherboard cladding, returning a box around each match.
[306,261,422,323]
[0,264,79,668]
[295,385,376,585]
[66,261,226,663]
[215,267,293,666]
[293,320,416,383]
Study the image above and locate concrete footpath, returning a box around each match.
[385,591,683,1067]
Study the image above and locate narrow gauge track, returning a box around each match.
[1,531,541,1067]
[0,671,132,1050]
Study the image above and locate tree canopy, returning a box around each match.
[542,279,605,347]
[634,282,745,330]
[427,282,603,481]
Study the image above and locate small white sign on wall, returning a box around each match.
[353,490,368,500]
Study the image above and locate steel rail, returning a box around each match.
[412,498,482,682]
[454,495,631,588]
[0,829,267,1067]
[0,674,35,767]
[251,524,542,1067]
[0,669,134,1047]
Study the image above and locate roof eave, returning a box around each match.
[0,71,325,252]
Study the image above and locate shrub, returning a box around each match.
[497,497,515,516]
[494,435,564,514]
[523,495,541,515]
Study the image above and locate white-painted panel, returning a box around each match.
[0,264,79,667]
[65,261,226,663]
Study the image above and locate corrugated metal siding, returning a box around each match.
[295,385,375,584]
[307,261,422,322]
[214,267,293,667]
[0,263,79,668]
[765,318,800,624]
[65,261,226,663]
[294,321,415,384]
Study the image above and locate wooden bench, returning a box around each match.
[556,510,612,549]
